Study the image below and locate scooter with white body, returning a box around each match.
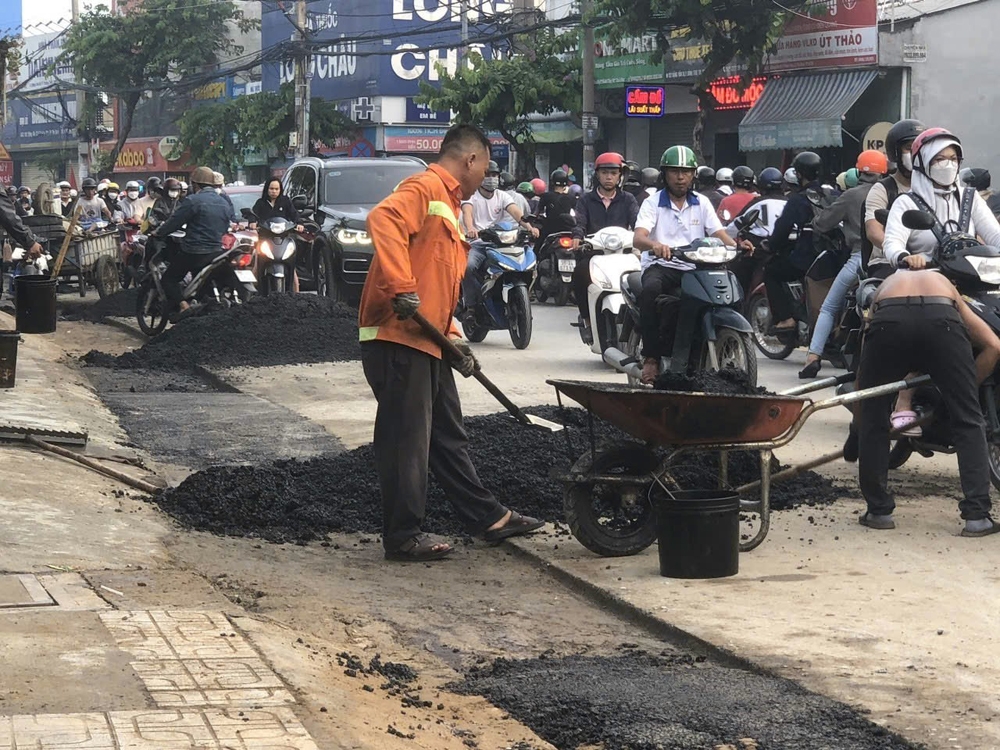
[576,226,638,354]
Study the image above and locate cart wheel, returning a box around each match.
[94,256,120,299]
[564,441,660,557]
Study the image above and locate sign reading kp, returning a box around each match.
[625,85,665,118]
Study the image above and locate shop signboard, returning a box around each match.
[383,125,505,153]
[0,142,13,183]
[14,31,74,93]
[261,0,503,102]
[862,121,893,153]
[766,0,878,72]
[624,85,665,117]
[594,33,662,90]
[738,119,841,152]
[99,137,191,173]
[3,94,76,147]
[405,98,449,124]
[708,76,766,111]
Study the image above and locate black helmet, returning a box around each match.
[792,151,823,183]
[885,119,925,171]
[81,177,98,190]
[164,178,182,192]
[623,161,641,186]
[961,167,991,191]
[695,166,716,188]
[732,166,755,189]
[550,169,569,187]
[487,160,500,175]
[6,185,16,195]
[640,167,660,188]
[18,185,30,195]
[499,171,515,190]
[757,167,783,192]
[145,176,163,195]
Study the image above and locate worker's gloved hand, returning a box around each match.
[392,292,421,320]
[450,339,479,378]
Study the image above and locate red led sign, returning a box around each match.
[708,76,767,111]
[625,85,665,118]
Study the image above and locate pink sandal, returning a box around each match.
[890,410,922,437]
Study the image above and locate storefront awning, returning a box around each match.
[738,70,877,151]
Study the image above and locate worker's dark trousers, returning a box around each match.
[763,255,803,323]
[639,265,684,359]
[361,340,508,551]
[857,299,992,520]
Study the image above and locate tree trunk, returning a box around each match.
[690,46,730,166]
[106,92,141,172]
[691,88,714,165]
[501,125,538,179]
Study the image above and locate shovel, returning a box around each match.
[412,311,563,432]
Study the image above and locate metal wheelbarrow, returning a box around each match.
[548,372,932,557]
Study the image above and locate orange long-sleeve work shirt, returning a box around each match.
[358,163,467,359]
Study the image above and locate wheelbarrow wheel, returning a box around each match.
[564,441,659,557]
[888,438,913,470]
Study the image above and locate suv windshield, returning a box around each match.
[323,163,423,207]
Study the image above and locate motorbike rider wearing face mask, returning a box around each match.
[459,160,538,318]
[570,152,640,338]
[119,181,143,222]
[633,146,752,384]
[103,182,121,215]
[864,119,924,279]
[536,169,577,246]
[15,187,33,218]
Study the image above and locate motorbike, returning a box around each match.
[534,213,577,306]
[460,218,537,350]
[849,209,1000,484]
[604,211,761,386]
[241,209,298,295]
[574,226,638,354]
[135,231,256,336]
[119,220,148,288]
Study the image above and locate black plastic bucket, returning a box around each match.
[0,330,20,388]
[656,489,740,579]
[14,275,57,334]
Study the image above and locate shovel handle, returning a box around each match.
[411,311,532,426]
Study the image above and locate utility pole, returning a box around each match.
[581,0,596,191]
[72,0,89,180]
[294,0,311,158]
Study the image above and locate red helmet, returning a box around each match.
[530,178,546,195]
[595,152,625,170]
[911,127,963,171]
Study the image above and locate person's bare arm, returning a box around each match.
[461,204,477,239]
[866,219,885,248]
[956,294,1000,383]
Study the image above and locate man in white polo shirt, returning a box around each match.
[633,145,751,384]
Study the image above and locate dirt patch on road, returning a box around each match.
[156,406,847,544]
[81,294,360,371]
[454,651,922,750]
[60,288,139,322]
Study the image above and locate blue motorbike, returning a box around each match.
[461,219,537,349]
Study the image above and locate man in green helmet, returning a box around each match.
[633,145,752,384]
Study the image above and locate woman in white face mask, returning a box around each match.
[883,128,1000,272]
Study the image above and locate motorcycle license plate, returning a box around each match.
[558,259,576,272]
[234,269,257,283]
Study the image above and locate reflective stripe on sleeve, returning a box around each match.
[359,326,379,342]
[427,200,459,229]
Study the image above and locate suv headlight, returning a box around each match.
[967,256,1000,284]
[337,228,372,245]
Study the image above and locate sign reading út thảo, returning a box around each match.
[625,85,665,117]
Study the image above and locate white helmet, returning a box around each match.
[125,180,140,190]
[179,181,188,191]
[57,180,71,189]
[716,168,734,185]
[783,167,799,185]
[69,189,78,198]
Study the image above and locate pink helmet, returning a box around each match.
[911,127,963,172]
[530,178,546,195]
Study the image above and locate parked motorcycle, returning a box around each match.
[460,218,537,349]
[574,226,638,354]
[136,231,256,336]
[534,213,577,306]
[605,212,760,386]
[851,209,1000,484]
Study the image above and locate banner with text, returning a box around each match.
[767,0,878,72]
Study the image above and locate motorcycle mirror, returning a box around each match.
[292,194,309,211]
[299,208,314,219]
[873,209,889,226]
[902,209,936,231]
[240,207,256,220]
[734,209,760,229]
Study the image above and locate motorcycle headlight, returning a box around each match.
[258,239,274,259]
[591,264,613,290]
[684,245,738,264]
[337,228,372,245]
[604,234,623,252]
[967,256,1000,285]
[496,229,519,245]
[279,239,297,260]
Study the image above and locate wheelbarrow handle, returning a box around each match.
[411,311,533,427]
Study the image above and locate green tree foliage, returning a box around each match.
[177,85,357,175]
[417,27,581,178]
[60,0,256,170]
[594,0,812,158]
